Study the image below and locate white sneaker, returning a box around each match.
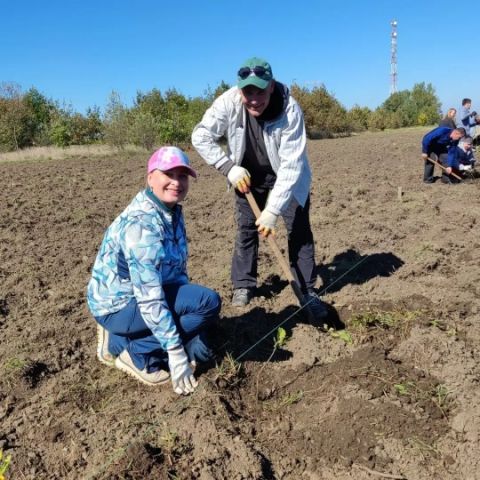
[115,350,170,386]
[97,325,115,367]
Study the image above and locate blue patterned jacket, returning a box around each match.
[87,189,188,351]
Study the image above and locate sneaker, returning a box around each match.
[97,325,115,367]
[232,288,253,307]
[301,291,329,320]
[115,350,170,386]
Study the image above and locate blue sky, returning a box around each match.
[2,0,479,115]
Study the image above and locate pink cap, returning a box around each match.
[147,146,197,178]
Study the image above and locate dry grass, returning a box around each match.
[0,144,145,163]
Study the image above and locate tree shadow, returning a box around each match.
[316,249,405,295]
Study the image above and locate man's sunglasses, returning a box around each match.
[237,66,270,79]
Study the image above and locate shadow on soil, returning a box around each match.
[317,249,405,294]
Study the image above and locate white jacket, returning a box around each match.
[191,85,312,215]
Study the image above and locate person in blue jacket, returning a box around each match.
[87,146,221,394]
[421,126,465,183]
[440,136,476,183]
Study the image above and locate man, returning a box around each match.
[421,126,465,183]
[192,57,327,318]
[457,98,477,136]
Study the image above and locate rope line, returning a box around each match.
[235,255,369,361]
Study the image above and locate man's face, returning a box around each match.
[451,131,464,141]
[239,81,274,117]
[448,109,456,118]
[465,102,472,110]
[464,142,472,151]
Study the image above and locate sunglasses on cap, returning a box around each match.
[237,66,270,79]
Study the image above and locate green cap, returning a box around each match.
[237,57,273,89]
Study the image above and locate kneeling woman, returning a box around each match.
[87,147,221,395]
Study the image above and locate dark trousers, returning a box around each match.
[95,283,221,371]
[424,151,447,182]
[231,188,317,293]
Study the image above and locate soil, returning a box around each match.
[1,127,480,480]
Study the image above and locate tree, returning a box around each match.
[290,83,350,138]
[0,82,31,150]
[104,91,130,149]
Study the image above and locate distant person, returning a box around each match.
[455,136,476,173]
[192,57,328,319]
[439,108,457,129]
[457,98,477,136]
[87,147,221,394]
[421,126,465,183]
[439,136,476,183]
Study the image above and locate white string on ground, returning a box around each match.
[235,255,369,361]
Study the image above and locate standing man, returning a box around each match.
[457,98,477,136]
[192,57,327,319]
[421,126,465,183]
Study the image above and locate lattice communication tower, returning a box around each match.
[390,20,398,94]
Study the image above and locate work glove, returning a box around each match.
[255,208,278,237]
[227,166,251,193]
[167,345,198,395]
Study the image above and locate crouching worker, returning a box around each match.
[87,146,221,395]
[421,126,465,183]
[453,136,476,178]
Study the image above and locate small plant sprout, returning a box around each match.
[278,390,304,409]
[434,384,451,407]
[394,383,410,396]
[214,352,242,388]
[0,450,11,480]
[328,328,353,345]
[274,327,288,349]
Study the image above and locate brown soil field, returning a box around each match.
[1,128,480,480]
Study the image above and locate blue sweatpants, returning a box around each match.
[95,283,221,372]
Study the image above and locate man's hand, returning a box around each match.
[445,167,453,175]
[227,166,251,193]
[168,345,198,395]
[471,111,477,117]
[255,209,278,237]
[422,153,428,160]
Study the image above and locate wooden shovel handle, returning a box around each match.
[426,156,462,181]
[244,192,305,306]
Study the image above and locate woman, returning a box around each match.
[439,108,457,129]
[87,146,221,395]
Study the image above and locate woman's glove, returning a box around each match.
[227,166,251,193]
[168,345,198,395]
[255,209,278,237]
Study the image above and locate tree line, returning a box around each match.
[0,80,441,152]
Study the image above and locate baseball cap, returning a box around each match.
[237,57,273,90]
[147,146,197,178]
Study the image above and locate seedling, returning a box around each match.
[394,382,415,396]
[274,327,288,349]
[277,390,304,408]
[434,384,451,408]
[2,357,29,388]
[328,328,353,344]
[214,352,242,388]
[0,450,11,480]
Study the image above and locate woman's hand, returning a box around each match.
[168,345,198,395]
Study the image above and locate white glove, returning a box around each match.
[255,209,278,237]
[227,166,251,193]
[168,345,198,395]
[459,164,472,171]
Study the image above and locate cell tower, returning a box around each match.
[390,19,398,94]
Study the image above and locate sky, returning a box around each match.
[2,0,479,115]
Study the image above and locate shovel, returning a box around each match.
[425,156,462,181]
[245,191,315,322]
